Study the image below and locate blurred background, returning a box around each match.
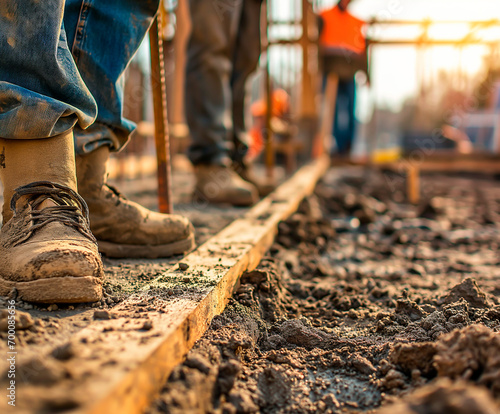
[111,0,500,187]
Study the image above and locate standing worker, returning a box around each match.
[0,0,195,304]
[185,0,271,206]
[318,0,367,157]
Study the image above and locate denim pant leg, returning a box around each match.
[185,0,244,166]
[63,0,159,155]
[0,0,97,139]
[333,78,356,155]
[231,0,262,165]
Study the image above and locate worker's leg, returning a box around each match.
[62,0,195,258]
[228,0,273,196]
[346,78,357,153]
[333,78,356,156]
[231,0,262,165]
[186,0,258,206]
[186,0,241,166]
[0,0,103,302]
[63,0,159,154]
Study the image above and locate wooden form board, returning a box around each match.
[377,153,500,204]
[380,153,500,173]
[5,156,329,414]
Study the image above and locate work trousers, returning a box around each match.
[333,78,356,156]
[185,0,262,166]
[0,0,158,154]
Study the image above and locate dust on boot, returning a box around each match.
[0,182,104,303]
[76,146,195,259]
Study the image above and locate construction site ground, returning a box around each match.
[1,161,500,414]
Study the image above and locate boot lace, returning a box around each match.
[105,183,126,199]
[10,181,96,246]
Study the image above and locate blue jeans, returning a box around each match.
[333,78,356,156]
[0,0,158,154]
[186,0,262,166]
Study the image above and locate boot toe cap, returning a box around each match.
[6,241,103,282]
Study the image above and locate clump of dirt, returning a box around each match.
[379,379,500,414]
[439,277,491,308]
[0,308,34,331]
[147,169,500,413]
[434,325,500,396]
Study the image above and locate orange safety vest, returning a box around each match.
[319,6,366,54]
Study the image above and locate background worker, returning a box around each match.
[318,0,367,157]
[0,0,194,304]
[248,89,292,163]
[185,0,271,206]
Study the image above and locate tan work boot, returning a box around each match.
[76,146,195,258]
[233,162,276,198]
[193,165,259,207]
[0,134,103,303]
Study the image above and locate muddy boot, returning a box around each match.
[233,162,276,198]
[0,134,104,303]
[76,146,195,259]
[193,165,259,207]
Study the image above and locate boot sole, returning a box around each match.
[0,276,103,304]
[97,233,196,259]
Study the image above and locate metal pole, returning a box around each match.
[150,7,173,214]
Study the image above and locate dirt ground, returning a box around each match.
[1,166,499,414]
[0,165,248,369]
[147,167,500,414]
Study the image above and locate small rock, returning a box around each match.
[351,354,376,375]
[93,309,112,320]
[0,309,34,332]
[279,319,328,349]
[179,263,189,271]
[141,320,153,330]
[51,342,78,361]
[321,393,340,409]
[47,304,58,312]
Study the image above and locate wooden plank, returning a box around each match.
[407,164,420,204]
[5,156,329,414]
[380,155,500,174]
[84,155,329,414]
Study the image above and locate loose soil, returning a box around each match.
[0,166,248,382]
[0,158,290,413]
[147,167,500,414]
[1,166,499,413]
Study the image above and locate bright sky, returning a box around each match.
[346,0,500,114]
[350,0,500,21]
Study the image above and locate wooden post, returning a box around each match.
[313,72,338,158]
[300,0,317,118]
[171,0,191,127]
[264,0,275,179]
[150,7,173,214]
[407,164,420,204]
[297,0,319,161]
